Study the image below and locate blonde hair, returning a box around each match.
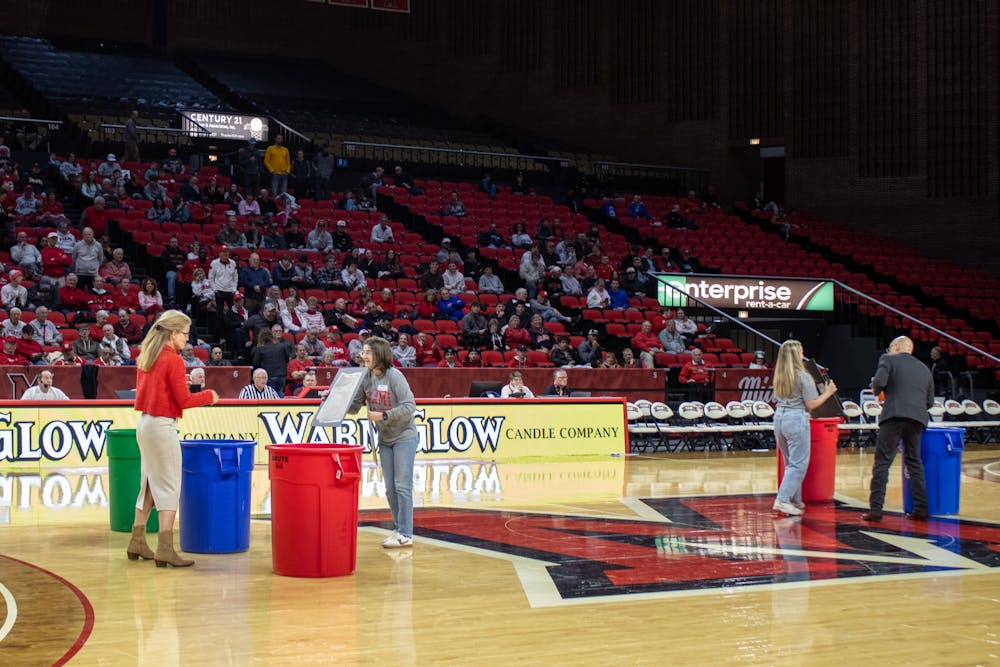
[773,340,805,399]
[136,310,190,372]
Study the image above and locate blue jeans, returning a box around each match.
[271,173,288,197]
[165,270,177,299]
[379,436,419,537]
[774,408,810,505]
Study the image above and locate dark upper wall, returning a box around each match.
[6,0,999,272]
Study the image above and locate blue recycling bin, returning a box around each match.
[180,440,256,553]
[903,427,964,515]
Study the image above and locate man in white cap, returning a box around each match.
[748,351,768,369]
[332,219,353,252]
[436,238,452,264]
[98,153,120,179]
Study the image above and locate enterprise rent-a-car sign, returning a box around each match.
[656,273,834,311]
[180,111,268,141]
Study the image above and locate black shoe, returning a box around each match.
[860,511,883,522]
[904,511,929,521]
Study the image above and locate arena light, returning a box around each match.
[749,137,761,145]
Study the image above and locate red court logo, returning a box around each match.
[362,495,1000,607]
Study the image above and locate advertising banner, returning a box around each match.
[0,399,628,468]
[713,369,774,405]
[371,0,410,11]
[180,111,269,141]
[655,273,834,311]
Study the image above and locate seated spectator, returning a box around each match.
[620,348,640,369]
[444,191,467,217]
[475,265,503,294]
[14,185,40,221]
[321,327,351,366]
[658,320,685,354]
[485,318,505,351]
[527,314,554,350]
[607,279,630,310]
[510,223,533,250]
[143,175,167,203]
[541,369,574,396]
[478,223,507,249]
[80,197,110,237]
[628,194,651,219]
[238,192,261,217]
[114,309,144,345]
[71,324,99,362]
[410,256,440,290]
[748,350,769,369]
[0,335,27,364]
[162,147,185,175]
[392,333,416,368]
[437,289,465,322]
[307,219,334,252]
[586,278,611,309]
[503,315,531,350]
[550,336,579,368]
[179,175,200,202]
[511,173,530,195]
[191,267,215,316]
[87,276,116,312]
[461,301,487,348]
[0,307,25,337]
[137,277,164,315]
[632,321,664,368]
[437,347,463,368]
[501,370,534,397]
[441,262,466,293]
[170,196,192,224]
[207,346,231,367]
[16,325,44,364]
[180,343,205,368]
[146,197,171,223]
[59,152,83,182]
[261,220,286,250]
[2,270,29,310]
[80,171,100,202]
[58,273,90,311]
[341,260,367,291]
[370,216,394,243]
[679,348,713,401]
[30,306,62,347]
[413,331,441,367]
[239,368,281,400]
[98,323,131,365]
[292,254,315,289]
[112,279,140,313]
[38,192,69,227]
[101,248,131,285]
[463,348,484,368]
[673,308,698,345]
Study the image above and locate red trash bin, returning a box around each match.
[776,417,841,503]
[266,443,364,577]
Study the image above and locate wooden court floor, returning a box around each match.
[2,447,1000,666]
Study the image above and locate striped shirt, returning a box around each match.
[238,383,281,400]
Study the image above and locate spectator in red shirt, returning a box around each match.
[80,196,110,236]
[0,336,27,364]
[632,320,664,369]
[58,273,91,312]
[112,280,140,313]
[285,343,313,395]
[679,348,713,401]
[507,345,533,368]
[114,309,144,345]
[321,327,350,366]
[436,347,463,368]
[503,315,531,351]
[15,325,44,364]
[413,331,441,367]
[88,275,116,312]
[40,233,72,283]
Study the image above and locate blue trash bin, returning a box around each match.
[180,440,256,553]
[903,427,964,515]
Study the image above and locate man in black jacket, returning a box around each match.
[863,336,935,522]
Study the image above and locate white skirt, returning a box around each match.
[135,413,181,512]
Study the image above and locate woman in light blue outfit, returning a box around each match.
[772,340,838,516]
[349,336,418,548]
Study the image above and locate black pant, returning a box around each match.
[869,417,927,513]
[215,291,235,339]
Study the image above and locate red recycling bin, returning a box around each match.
[776,417,841,503]
[266,443,364,577]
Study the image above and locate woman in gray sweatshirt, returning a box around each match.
[349,336,418,548]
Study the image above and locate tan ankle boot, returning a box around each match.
[155,529,194,568]
[126,525,155,561]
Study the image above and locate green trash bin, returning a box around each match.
[107,429,159,533]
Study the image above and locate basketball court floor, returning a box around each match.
[2,447,1000,665]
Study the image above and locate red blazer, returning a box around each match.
[135,346,214,418]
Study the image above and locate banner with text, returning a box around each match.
[0,399,628,468]
[180,110,269,141]
[655,273,834,311]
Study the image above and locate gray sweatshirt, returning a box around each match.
[348,367,417,446]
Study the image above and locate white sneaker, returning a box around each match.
[792,500,806,510]
[772,500,803,516]
[382,532,413,549]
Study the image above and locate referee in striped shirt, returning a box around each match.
[239,368,282,399]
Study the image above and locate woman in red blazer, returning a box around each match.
[129,310,218,568]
